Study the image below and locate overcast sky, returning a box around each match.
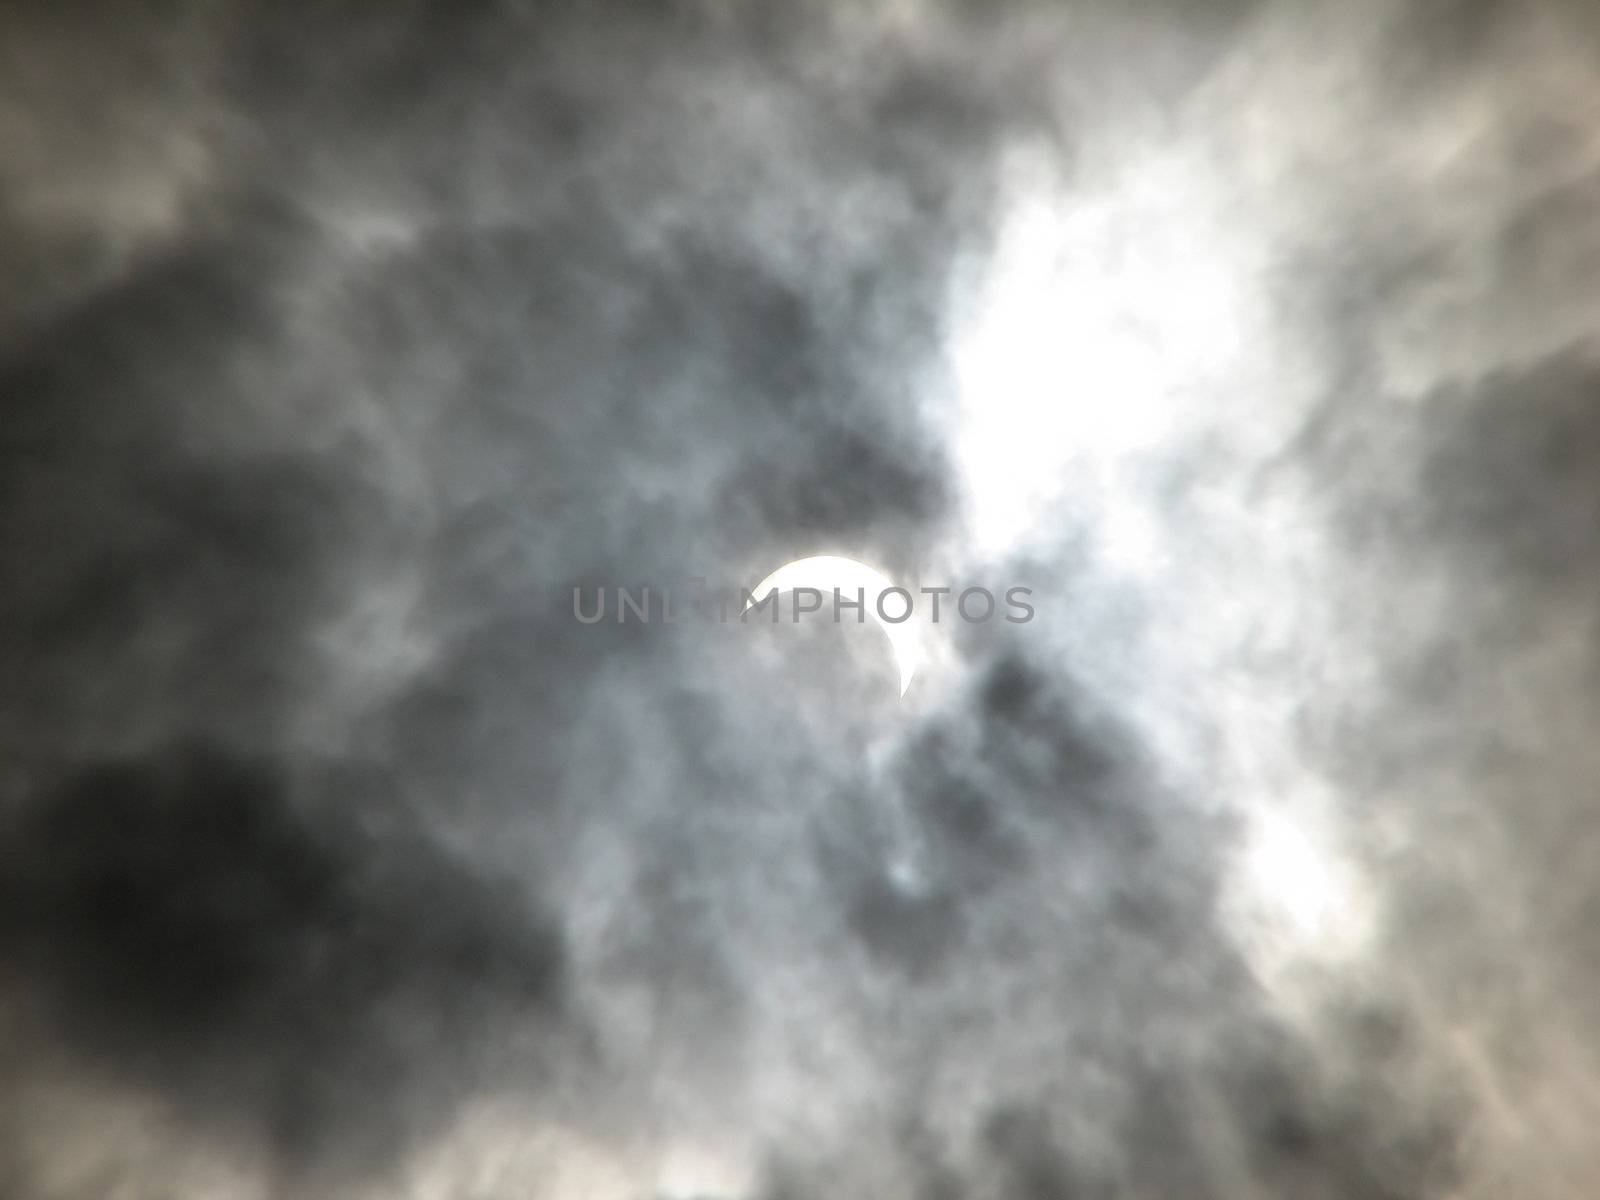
[4,1,1600,1197]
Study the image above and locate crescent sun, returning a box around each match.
[743,555,919,697]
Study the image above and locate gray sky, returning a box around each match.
[3,1,1600,1196]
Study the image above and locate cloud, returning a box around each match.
[0,740,569,1183]
[3,0,1599,1196]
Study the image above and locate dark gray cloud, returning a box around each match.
[2,0,1598,1196]
[0,740,568,1180]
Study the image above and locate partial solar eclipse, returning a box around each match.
[744,555,919,697]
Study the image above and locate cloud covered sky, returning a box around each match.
[4,1,1600,1196]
